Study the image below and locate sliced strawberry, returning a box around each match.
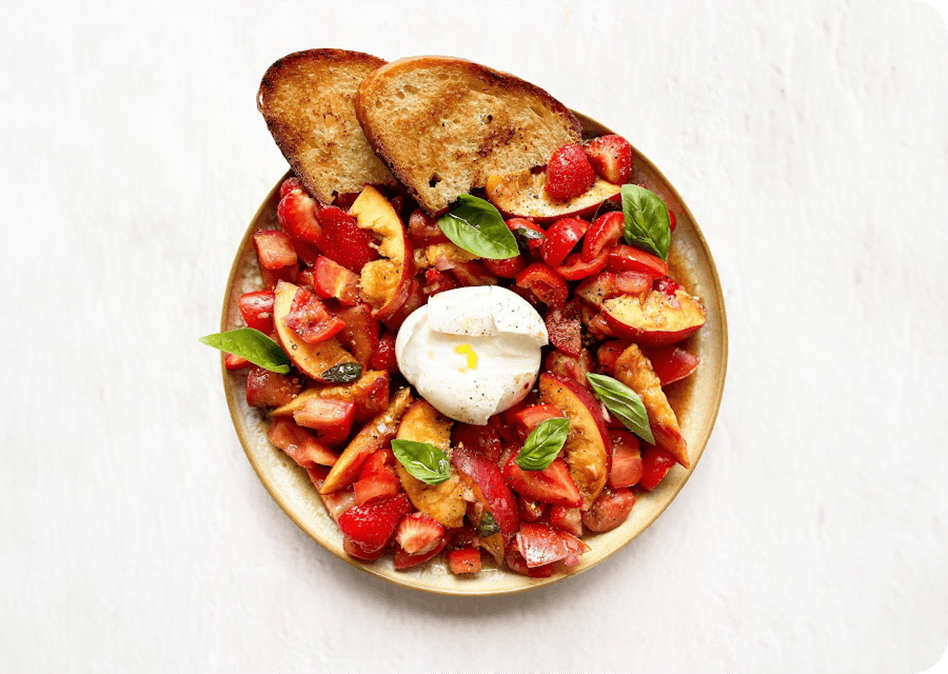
[582,487,635,533]
[318,488,356,523]
[277,184,321,245]
[583,135,633,185]
[245,366,302,408]
[358,448,397,481]
[395,512,446,555]
[394,538,448,570]
[337,492,413,555]
[311,256,360,306]
[513,404,566,439]
[608,430,643,489]
[315,205,379,272]
[282,286,346,344]
[291,397,355,446]
[582,211,625,262]
[555,250,609,281]
[548,505,584,537]
[353,474,401,506]
[516,522,588,568]
[504,456,583,507]
[343,536,386,561]
[545,299,583,358]
[266,418,337,468]
[545,144,596,201]
[279,176,304,200]
[639,446,677,490]
[238,290,275,334]
[447,547,482,575]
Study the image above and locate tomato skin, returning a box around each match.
[644,346,699,386]
[606,245,668,279]
[582,487,636,533]
[639,446,677,490]
[541,217,589,267]
[292,398,356,446]
[608,430,643,489]
[238,290,275,334]
[482,254,526,279]
[447,547,482,575]
[369,331,398,372]
[513,404,566,438]
[245,366,303,408]
[556,250,609,281]
[515,263,568,308]
[516,522,588,568]
[506,218,546,251]
[311,256,360,306]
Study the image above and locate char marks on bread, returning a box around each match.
[355,56,582,215]
[258,49,398,205]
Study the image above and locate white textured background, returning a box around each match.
[2,1,946,672]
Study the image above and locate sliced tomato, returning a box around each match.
[513,404,566,438]
[369,331,398,372]
[238,290,275,334]
[254,229,298,271]
[639,446,677,490]
[283,286,346,344]
[541,217,589,267]
[582,211,625,262]
[607,245,668,279]
[555,249,609,280]
[505,543,555,578]
[506,217,546,251]
[608,430,643,489]
[644,345,699,386]
[482,254,526,279]
[517,496,549,523]
[358,448,397,481]
[311,256,360,306]
[516,522,588,568]
[654,275,682,297]
[448,259,497,287]
[503,456,583,507]
[582,487,635,533]
[245,366,302,408]
[547,505,584,537]
[452,422,503,463]
[422,268,459,297]
[447,547,482,575]
[516,263,568,308]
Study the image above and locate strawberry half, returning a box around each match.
[277,183,322,245]
[583,135,633,185]
[545,144,596,201]
[315,205,379,272]
[283,286,346,343]
[338,493,413,555]
[395,512,446,555]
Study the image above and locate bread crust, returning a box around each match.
[258,49,397,204]
[355,56,582,215]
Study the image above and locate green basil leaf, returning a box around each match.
[199,328,291,374]
[516,417,570,471]
[513,226,546,242]
[320,362,362,384]
[391,439,452,485]
[621,184,671,262]
[585,373,654,444]
[477,511,500,538]
[438,194,519,260]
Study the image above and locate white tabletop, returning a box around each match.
[2,1,946,672]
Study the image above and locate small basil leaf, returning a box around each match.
[438,194,519,260]
[516,417,571,471]
[200,328,291,374]
[320,362,362,384]
[391,439,452,485]
[585,373,654,444]
[477,511,500,538]
[621,184,671,262]
[513,226,546,242]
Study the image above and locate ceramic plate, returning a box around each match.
[219,112,728,595]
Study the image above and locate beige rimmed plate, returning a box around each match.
[220,112,727,596]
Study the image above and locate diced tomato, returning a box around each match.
[291,398,356,446]
[283,287,346,343]
[266,418,338,468]
[311,256,360,306]
[337,493,413,556]
[422,268,459,297]
[582,487,635,533]
[447,547,482,575]
[548,505,584,537]
[395,512,446,555]
[639,446,677,490]
[596,340,628,373]
[482,254,526,279]
[394,539,448,570]
[506,217,546,251]
[607,245,668,279]
[541,217,589,267]
[644,345,699,386]
[353,474,401,506]
[336,302,380,366]
[245,366,302,408]
[517,497,549,523]
[369,331,398,372]
[608,430,643,489]
[516,263,568,308]
[545,300,583,357]
[555,250,609,281]
[277,184,321,245]
[358,448,397,481]
[513,404,566,438]
[315,205,379,272]
[224,353,250,370]
[407,209,449,246]
[238,290,275,333]
[582,211,625,262]
[452,422,503,463]
[504,456,583,507]
[516,522,588,568]
[254,229,298,270]
[505,542,554,578]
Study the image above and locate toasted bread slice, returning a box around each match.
[257,49,397,204]
[355,56,582,215]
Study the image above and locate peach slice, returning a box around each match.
[612,343,689,469]
[272,281,359,382]
[349,185,416,321]
[538,373,611,509]
[320,388,413,494]
[452,443,520,563]
[485,168,621,224]
[602,288,706,347]
[271,370,391,424]
[394,400,466,528]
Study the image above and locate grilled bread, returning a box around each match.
[257,49,397,204]
[355,56,582,215]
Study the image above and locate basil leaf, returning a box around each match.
[477,512,500,538]
[438,194,519,259]
[513,226,546,242]
[585,373,654,444]
[200,328,290,374]
[391,439,452,485]
[516,417,570,471]
[621,184,671,262]
[320,362,362,384]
